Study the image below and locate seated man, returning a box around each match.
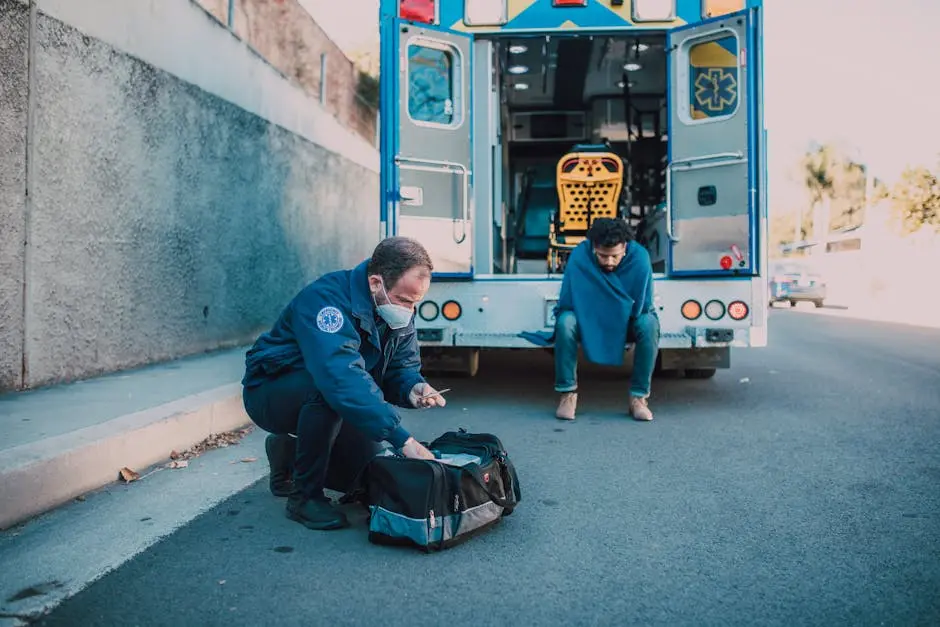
[553,218,660,422]
[240,236,446,531]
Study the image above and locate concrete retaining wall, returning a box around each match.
[0,0,29,392]
[0,0,381,392]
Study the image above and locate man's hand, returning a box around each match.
[409,382,447,409]
[401,436,435,460]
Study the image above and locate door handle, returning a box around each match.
[663,168,680,244]
[394,155,471,244]
[671,151,746,172]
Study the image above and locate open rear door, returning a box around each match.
[383,18,474,277]
[666,10,758,277]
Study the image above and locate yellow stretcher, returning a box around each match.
[547,149,624,273]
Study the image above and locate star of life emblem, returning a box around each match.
[316,306,344,334]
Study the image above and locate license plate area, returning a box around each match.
[705,328,734,343]
[417,328,444,342]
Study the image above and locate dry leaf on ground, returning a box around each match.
[167,460,189,469]
[120,467,140,482]
[167,427,254,464]
[240,457,258,463]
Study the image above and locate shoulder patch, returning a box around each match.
[316,306,345,334]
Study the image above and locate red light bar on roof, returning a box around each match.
[400,0,437,24]
[552,0,588,6]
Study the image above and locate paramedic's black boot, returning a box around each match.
[286,492,349,530]
[265,433,295,497]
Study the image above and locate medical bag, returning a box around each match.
[348,429,521,552]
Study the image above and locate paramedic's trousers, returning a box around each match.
[242,369,384,500]
[553,310,661,398]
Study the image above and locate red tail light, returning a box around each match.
[728,301,749,320]
[553,0,588,6]
[400,0,436,24]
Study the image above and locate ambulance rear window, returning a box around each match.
[407,43,456,126]
[688,33,740,121]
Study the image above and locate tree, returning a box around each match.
[828,162,889,232]
[889,163,940,234]
[356,70,379,110]
[801,143,837,210]
[799,142,890,236]
[769,210,812,257]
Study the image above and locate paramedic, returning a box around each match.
[553,217,660,422]
[240,236,445,531]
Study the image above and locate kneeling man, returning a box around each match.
[553,218,660,421]
[240,236,445,531]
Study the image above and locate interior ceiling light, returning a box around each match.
[509,44,527,54]
[635,43,650,52]
[508,65,529,74]
[624,62,642,71]
[617,81,635,88]
[514,83,529,90]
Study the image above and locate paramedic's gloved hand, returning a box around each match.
[409,382,446,408]
[401,437,435,460]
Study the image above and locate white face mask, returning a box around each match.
[374,280,413,330]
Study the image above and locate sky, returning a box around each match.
[299,0,940,205]
[762,0,940,205]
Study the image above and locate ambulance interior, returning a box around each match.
[490,34,669,274]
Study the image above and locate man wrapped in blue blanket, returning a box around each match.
[521,218,660,421]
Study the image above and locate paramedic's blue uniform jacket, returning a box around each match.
[241,260,425,448]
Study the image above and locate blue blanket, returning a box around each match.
[519,240,653,366]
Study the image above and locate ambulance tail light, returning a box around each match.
[632,0,676,22]
[728,301,749,321]
[704,299,726,321]
[681,299,702,320]
[441,300,462,321]
[465,0,508,25]
[418,300,439,322]
[552,0,588,7]
[400,0,437,25]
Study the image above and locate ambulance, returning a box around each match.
[378,0,768,377]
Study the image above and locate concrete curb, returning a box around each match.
[0,383,250,530]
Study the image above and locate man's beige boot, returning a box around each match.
[556,392,577,421]
[629,396,653,421]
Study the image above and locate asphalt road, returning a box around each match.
[28,310,940,626]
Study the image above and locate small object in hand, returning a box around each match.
[416,387,451,400]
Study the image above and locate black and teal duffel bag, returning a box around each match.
[348,429,521,552]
